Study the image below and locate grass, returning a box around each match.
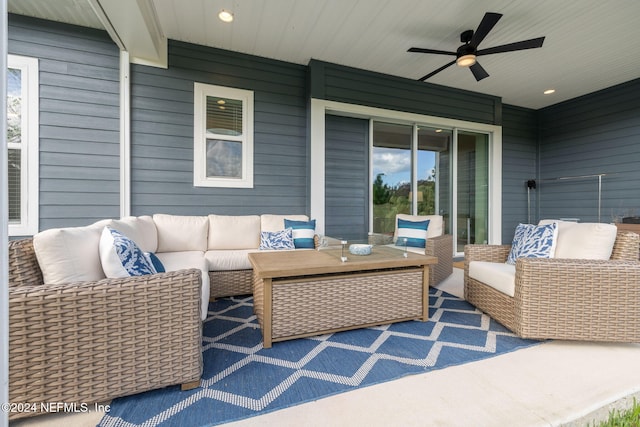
[594,398,640,427]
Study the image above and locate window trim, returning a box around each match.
[8,54,39,237]
[193,83,254,188]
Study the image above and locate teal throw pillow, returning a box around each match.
[396,218,430,248]
[283,219,316,249]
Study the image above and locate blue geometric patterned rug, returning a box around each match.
[99,289,540,426]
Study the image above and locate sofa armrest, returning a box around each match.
[8,269,203,411]
[513,258,640,341]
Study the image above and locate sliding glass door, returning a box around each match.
[371,122,451,235]
[370,121,489,255]
[455,131,489,252]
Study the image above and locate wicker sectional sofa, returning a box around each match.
[464,222,640,343]
[7,212,311,419]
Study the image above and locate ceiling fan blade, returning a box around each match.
[418,60,457,81]
[476,37,545,56]
[469,62,489,81]
[470,12,502,47]
[408,47,457,56]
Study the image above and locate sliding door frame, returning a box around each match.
[310,98,502,246]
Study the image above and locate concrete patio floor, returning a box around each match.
[9,268,640,427]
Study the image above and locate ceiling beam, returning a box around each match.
[87,0,167,68]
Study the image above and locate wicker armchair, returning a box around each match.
[7,238,204,420]
[464,231,640,343]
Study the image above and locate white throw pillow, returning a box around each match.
[99,227,157,278]
[33,223,106,284]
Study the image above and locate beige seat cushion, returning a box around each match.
[153,214,208,252]
[155,251,210,320]
[33,221,109,284]
[469,261,516,297]
[205,249,256,271]
[208,215,261,250]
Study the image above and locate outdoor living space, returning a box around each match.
[3,1,640,426]
[8,267,640,427]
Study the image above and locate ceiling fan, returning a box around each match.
[408,12,545,82]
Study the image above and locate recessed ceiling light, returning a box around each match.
[543,89,556,95]
[218,9,234,23]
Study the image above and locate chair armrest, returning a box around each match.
[424,234,452,257]
[426,234,454,285]
[464,244,511,263]
[514,258,640,341]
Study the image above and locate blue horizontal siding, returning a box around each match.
[129,40,309,216]
[8,14,120,231]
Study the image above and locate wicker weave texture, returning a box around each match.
[8,239,204,419]
[425,234,453,286]
[209,269,253,299]
[464,231,640,343]
[256,269,424,341]
[465,276,516,330]
[514,258,640,341]
[610,231,640,260]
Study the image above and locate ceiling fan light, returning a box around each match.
[457,54,476,67]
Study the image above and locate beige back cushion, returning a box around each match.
[33,221,108,284]
[153,214,208,252]
[208,215,261,249]
[260,214,309,233]
[539,220,617,259]
[104,215,158,253]
[393,214,444,242]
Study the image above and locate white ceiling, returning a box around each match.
[8,0,640,109]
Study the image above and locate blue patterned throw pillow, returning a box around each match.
[506,223,558,265]
[396,218,430,248]
[145,251,165,273]
[99,227,158,278]
[283,219,316,249]
[259,228,295,250]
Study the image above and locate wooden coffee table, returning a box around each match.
[248,246,437,348]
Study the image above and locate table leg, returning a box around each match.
[421,265,429,321]
[263,278,273,348]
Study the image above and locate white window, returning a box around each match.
[7,55,39,236]
[193,83,254,188]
